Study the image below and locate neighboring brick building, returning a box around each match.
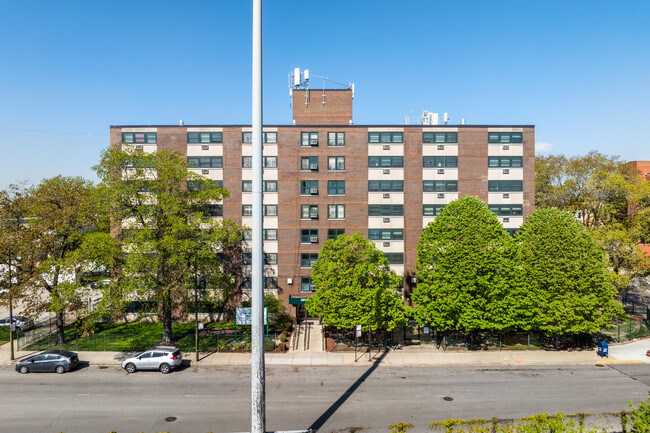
[627,161,650,256]
[110,88,535,319]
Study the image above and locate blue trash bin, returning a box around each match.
[597,341,608,358]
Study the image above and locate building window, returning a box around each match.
[242,131,277,144]
[202,204,223,217]
[488,180,523,192]
[368,180,404,192]
[422,132,457,143]
[384,253,404,265]
[122,132,157,144]
[242,253,278,266]
[301,180,319,195]
[327,180,345,196]
[488,205,523,216]
[301,156,319,171]
[328,132,345,146]
[369,205,404,216]
[369,229,404,240]
[242,156,252,168]
[488,132,523,143]
[328,229,345,240]
[423,204,446,216]
[301,229,319,244]
[488,156,523,168]
[264,205,278,216]
[264,181,277,192]
[301,276,316,292]
[188,132,222,144]
[187,156,223,169]
[368,132,403,143]
[242,205,252,216]
[505,228,519,237]
[187,180,223,191]
[368,156,404,168]
[301,253,319,268]
[328,156,345,171]
[264,229,278,240]
[301,132,319,146]
[242,181,252,192]
[423,180,458,192]
[242,277,278,290]
[423,156,458,168]
[242,229,252,240]
[264,156,277,168]
[301,205,319,219]
[328,204,345,220]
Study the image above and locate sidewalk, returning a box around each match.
[2,339,645,368]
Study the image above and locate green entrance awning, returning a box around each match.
[289,296,309,305]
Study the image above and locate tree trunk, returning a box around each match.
[56,310,66,345]
[161,290,173,345]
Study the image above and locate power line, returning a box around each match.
[0,126,109,136]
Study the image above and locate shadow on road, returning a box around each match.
[309,349,388,432]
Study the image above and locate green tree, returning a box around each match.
[517,208,624,335]
[412,196,521,333]
[305,232,408,332]
[95,148,241,345]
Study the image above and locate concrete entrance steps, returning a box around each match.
[290,319,324,352]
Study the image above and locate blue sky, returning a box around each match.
[1,1,649,188]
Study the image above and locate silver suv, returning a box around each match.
[121,346,182,374]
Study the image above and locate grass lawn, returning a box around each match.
[24,321,276,353]
[0,327,9,345]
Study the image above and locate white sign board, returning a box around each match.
[356,324,362,338]
[235,307,268,325]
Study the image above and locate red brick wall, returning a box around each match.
[292,89,353,125]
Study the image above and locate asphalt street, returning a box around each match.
[0,363,648,433]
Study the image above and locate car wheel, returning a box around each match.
[55,365,65,374]
[125,363,136,374]
[19,365,29,374]
[159,363,171,374]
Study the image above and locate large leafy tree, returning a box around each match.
[305,232,408,332]
[95,148,241,345]
[412,196,521,333]
[517,208,624,334]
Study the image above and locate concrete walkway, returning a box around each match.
[2,338,647,368]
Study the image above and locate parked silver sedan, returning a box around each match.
[0,316,34,331]
[16,350,79,374]
[121,346,183,374]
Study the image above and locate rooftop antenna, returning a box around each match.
[289,68,354,107]
[443,113,449,125]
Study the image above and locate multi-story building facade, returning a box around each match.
[110,88,535,318]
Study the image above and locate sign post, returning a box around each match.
[355,325,361,362]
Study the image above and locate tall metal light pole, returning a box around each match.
[251,0,266,432]
[7,250,14,361]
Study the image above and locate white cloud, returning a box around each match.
[535,141,553,154]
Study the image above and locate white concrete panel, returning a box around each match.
[368,143,404,156]
[422,168,459,180]
[488,144,524,156]
[242,145,252,156]
[423,193,459,204]
[263,144,278,156]
[373,240,405,253]
[188,168,223,181]
[422,143,459,156]
[423,216,436,227]
[390,264,405,275]
[368,192,404,204]
[264,242,278,253]
[264,193,278,205]
[488,192,524,204]
[367,127,405,132]
[122,127,157,132]
[186,127,223,132]
[499,216,524,229]
[368,216,405,228]
[242,216,279,229]
[264,169,278,181]
[187,144,223,156]
[368,168,404,179]
[242,170,252,180]
[487,127,524,132]
[487,167,524,180]
[422,127,458,132]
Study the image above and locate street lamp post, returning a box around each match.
[7,250,14,361]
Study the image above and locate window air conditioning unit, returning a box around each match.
[287,278,293,285]
[310,236,318,243]
[437,193,445,199]
[502,144,510,150]
[503,217,510,223]
[383,144,391,150]
[437,144,445,151]
[201,145,209,151]
[310,188,318,195]
[310,212,318,219]
[202,169,209,175]
[310,164,318,170]
[135,145,143,150]
[503,169,510,174]
[383,169,390,175]
[383,242,390,247]
[503,193,510,199]
[383,193,390,199]
[411,277,417,284]
[437,169,445,175]
[309,284,317,291]
[383,217,390,223]
[310,139,318,146]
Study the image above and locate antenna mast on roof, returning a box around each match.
[289,68,354,108]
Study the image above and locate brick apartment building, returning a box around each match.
[110,88,535,319]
